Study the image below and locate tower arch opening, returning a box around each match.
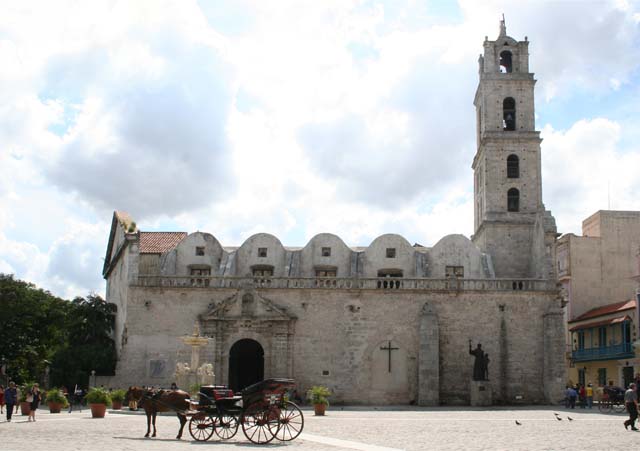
[507,188,520,212]
[507,154,519,178]
[503,97,516,131]
[499,50,513,73]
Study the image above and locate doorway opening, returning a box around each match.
[228,339,264,392]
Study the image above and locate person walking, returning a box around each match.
[578,384,586,408]
[4,381,17,422]
[586,383,594,409]
[0,384,5,414]
[27,383,41,422]
[624,382,639,431]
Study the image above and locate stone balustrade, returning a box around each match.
[134,275,556,292]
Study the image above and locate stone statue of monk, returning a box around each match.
[469,341,486,381]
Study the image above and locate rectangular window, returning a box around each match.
[190,268,211,276]
[253,268,273,277]
[445,266,464,278]
[195,246,205,256]
[321,247,331,257]
[258,248,268,257]
[316,269,336,277]
[598,327,607,348]
[597,368,607,386]
[386,248,396,258]
[577,330,585,350]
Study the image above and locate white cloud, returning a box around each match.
[542,118,640,235]
[1,0,640,298]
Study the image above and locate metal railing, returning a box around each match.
[572,343,634,361]
[133,275,556,292]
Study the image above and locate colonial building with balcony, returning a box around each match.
[568,299,637,389]
[557,211,640,386]
[102,21,565,405]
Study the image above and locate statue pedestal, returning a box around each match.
[470,380,492,406]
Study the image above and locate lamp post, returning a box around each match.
[43,360,50,390]
[91,370,96,388]
[0,356,7,387]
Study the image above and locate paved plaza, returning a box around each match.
[0,405,636,450]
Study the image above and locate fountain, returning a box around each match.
[174,322,215,391]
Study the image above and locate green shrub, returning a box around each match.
[110,389,126,403]
[85,387,112,406]
[45,388,69,407]
[189,383,202,396]
[306,386,331,406]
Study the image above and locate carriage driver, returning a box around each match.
[624,383,639,431]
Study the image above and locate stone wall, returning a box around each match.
[110,283,563,405]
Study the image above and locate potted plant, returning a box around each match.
[19,383,32,416]
[307,386,331,416]
[110,389,126,410]
[85,387,112,418]
[46,388,69,413]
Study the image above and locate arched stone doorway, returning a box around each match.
[228,339,264,392]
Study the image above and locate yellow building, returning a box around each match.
[568,299,637,388]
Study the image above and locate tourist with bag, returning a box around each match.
[27,383,41,422]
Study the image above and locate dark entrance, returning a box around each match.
[228,339,264,392]
[623,366,634,389]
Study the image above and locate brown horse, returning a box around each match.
[126,387,190,439]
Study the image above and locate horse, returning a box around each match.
[125,386,191,439]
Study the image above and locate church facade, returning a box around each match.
[103,22,565,405]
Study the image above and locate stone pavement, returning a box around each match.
[0,405,636,451]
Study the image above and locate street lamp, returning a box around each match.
[0,356,7,386]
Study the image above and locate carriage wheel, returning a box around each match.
[274,401,304,441]
[189,415,215,441]
[598,399,612,414]
[614,402,627,414]
[214,414,239,440]
[240,404,280,444]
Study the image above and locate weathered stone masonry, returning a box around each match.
[102,21,566,405]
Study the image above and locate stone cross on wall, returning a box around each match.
[380,340,399,373]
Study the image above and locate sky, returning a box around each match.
[1,0,640,300]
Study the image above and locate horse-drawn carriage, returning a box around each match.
[126,378,304,444]
[188,378,304,444]
[598,385,626,413]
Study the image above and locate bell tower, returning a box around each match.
[472,19,556,279]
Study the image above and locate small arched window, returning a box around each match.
[507,188,520,212]
[499,51,513,73]
[503,97,516,131]
[507,154,519,178]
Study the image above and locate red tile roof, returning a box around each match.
[139,232,187,254]
[569,315,631,331]
[570,299,636,323]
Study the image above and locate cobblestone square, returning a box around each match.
[1,405,635,451]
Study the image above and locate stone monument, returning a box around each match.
[174,323,215,390]
[469,340,492,406]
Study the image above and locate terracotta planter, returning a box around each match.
[89,403,107,418]
[313,403,326,416]
[111,400,123,410]
[48,402,63,413]
[20,401,31,416]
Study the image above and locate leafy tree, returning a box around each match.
[0,274,69,383]
[51,294,117,388]
[0,274,117,389]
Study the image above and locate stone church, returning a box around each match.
[102,22,565,405]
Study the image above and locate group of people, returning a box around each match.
[0,381,42,422]
[564,383,594,409]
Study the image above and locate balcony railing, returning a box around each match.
[572,343,634,362]
[134,275,556,292]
